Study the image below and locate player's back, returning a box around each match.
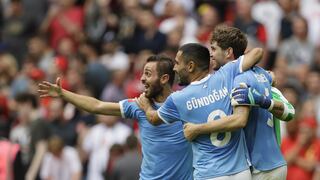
[234,67,286,171]
[169,60,249,179]
[119,99,193,180]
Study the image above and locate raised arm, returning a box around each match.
[242,48,264,71]
[183,106,250,141]
[38,77,121,116]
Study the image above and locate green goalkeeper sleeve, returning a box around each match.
[271,87,295,145]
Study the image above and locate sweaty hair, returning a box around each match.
[178,43,210,71]
[146,55,175,86]
[211,25,247,59]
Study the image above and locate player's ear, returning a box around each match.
[188,60,195,73]
[160,74,170,85]
[226,47,233,59]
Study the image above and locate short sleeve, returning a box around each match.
[233,73,250,88]
[119,99,138,119]
[221,55,244,77]
[157,96,181,124]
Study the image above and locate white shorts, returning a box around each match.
[252,165,287,180]
[207,169,252,180]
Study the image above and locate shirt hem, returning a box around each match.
[195,167,250,180]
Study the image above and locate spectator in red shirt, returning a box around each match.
[40,0,84,50]
[281,117,320,180]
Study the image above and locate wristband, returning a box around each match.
[268,99,274,111]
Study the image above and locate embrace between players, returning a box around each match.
[38,25,295,180]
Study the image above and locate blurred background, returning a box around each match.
[0,0,319,179]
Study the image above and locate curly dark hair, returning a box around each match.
[211,25,248,59]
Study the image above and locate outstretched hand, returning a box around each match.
[135,93,153,112]
[183,123,200,141]
[38,77,63,98]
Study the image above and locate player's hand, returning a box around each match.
[231,83,253,106]
[231,83,272,109]
[183,123,200,141]
[135,93,152,112]
[38,77,63,98]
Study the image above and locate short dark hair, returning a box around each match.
[146,55,175,86]
[15,93,38,109]
[211,25,247,59]
[178,43,210,71]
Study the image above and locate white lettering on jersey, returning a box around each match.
[186,87,228,110]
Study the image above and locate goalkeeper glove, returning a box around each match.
[231,83,273,110]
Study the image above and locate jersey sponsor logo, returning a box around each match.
[186,87,228,110]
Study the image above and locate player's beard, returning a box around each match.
[176,69,190,86]
[145,79,164,99]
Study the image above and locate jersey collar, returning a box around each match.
[190,74,211,85]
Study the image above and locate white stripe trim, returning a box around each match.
[119,100,126,118]
[239,55,244,73]
[157,110,170,124]
[190,74,211,85]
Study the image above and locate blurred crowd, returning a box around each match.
[0,0,319,179]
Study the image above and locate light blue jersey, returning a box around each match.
[158,56,250,180]
[119,99,193,180]
[233,66,286,171]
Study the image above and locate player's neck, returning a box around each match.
[191,70,209,82]
[154,87,173,103]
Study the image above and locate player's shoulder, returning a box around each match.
[171,89,184,97]
[253,66,268,74]
[171,86,196,98]
[127,98,136,103]
[121,98,136,104]
[220,56,242,71]
[120,98,140,110]
[163,90,186,106]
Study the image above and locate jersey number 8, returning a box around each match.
[207,110,231,147]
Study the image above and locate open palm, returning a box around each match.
[38,78,62,98]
